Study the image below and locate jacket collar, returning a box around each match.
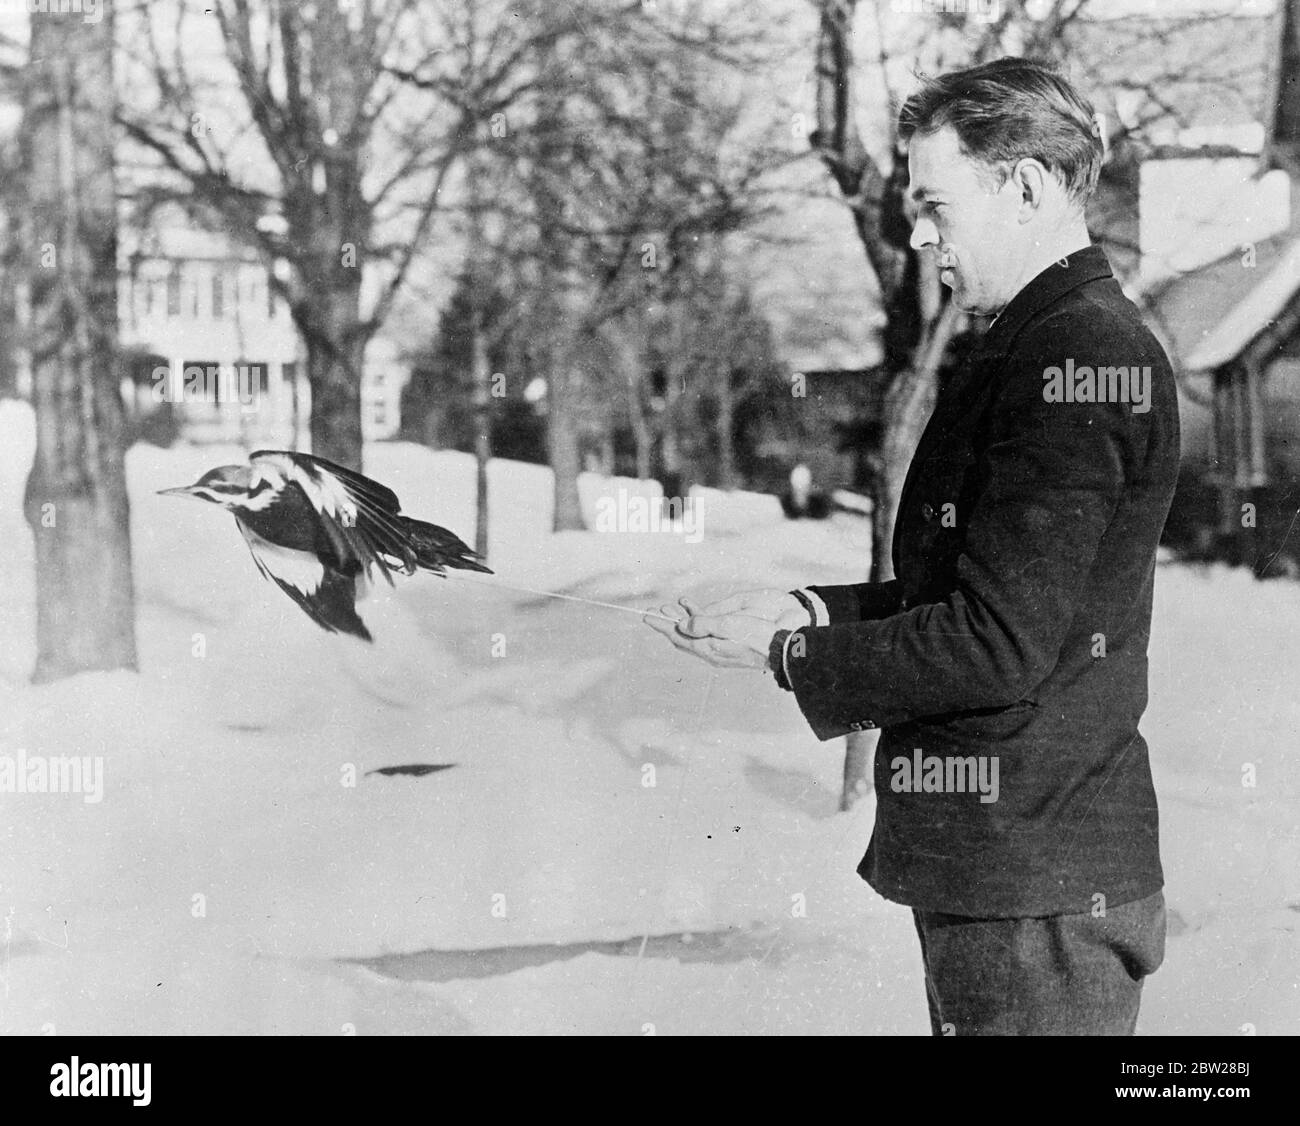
[974,244,1114,360]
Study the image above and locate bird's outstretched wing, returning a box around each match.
[249,450,418,583]
[238,523,372,641]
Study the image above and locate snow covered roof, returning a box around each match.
[1186,237,1300,370]
[1146,229,1300,372]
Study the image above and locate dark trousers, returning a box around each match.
[911,890,1167,1035]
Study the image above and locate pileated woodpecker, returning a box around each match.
[159,450,490,641]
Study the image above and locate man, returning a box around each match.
[645,57,1180,1036]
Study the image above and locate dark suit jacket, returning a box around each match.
[784,245,1180,917]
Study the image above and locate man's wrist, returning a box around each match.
[769,628,793,690]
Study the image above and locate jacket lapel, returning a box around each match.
[892,340,992,547]
[889,245,1117,573]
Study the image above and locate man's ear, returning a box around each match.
[1012,158,1051,219]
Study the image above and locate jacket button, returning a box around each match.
[921,502,936,520]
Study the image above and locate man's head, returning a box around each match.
[898,57,1104,316]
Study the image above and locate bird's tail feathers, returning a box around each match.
[401,517,493,575]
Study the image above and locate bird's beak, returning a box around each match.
[157,485,201,498]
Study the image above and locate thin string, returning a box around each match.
[444,571,679,622]
[445,570,779,629]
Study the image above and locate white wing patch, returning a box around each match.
[312,469,359,527]
[254,452,359,526]
[239,462,287,512]
[239,523,326,595]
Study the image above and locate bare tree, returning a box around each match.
[118,0,603,470]
[499,13,790,508]
[396,2,793,527]
[21,8,138,682]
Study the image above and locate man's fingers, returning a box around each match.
[684,612,753,640]
[644,604,686,635]
[643,601,755,667]
[675,598,715,638]
[650,604,721,658]
[685,614,720,637]
[645,598,768,671]
[693,592,751,617]
[643,614,678,638]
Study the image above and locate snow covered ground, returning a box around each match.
[1,398,1296,1035]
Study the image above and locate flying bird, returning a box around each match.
[159,450,490,641]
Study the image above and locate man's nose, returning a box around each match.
[910,215,938,251]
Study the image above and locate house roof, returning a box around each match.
[1146,228,1300,371]
[1116,3,1300,373]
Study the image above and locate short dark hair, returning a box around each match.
[898,56,1104,206]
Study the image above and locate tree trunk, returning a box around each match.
[717,368,737,489]
[812,0,935,808]
[615,323,654,479]
[534,84,585,532]
[22,15,137,683]
[659,359,690,496]
[301,287,365,470]
[471,312,491,558]
[872,368,937,580]
[632,426,652,482]
[296,144,369,471]
[840,737,873,811]
[549,361,586,531]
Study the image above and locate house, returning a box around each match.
[117,207,405,449]
[737,178,891,494]
[1135,0,1300,570]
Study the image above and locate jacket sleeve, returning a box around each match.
[802,579,904,625]
[783,314,1148,741]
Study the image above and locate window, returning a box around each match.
[211,271,225,320]
[147,274,165,318]
[166,265,181,318]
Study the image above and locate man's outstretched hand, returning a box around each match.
[642,589,810,670]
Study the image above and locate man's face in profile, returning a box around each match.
[907,125,1024,317]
